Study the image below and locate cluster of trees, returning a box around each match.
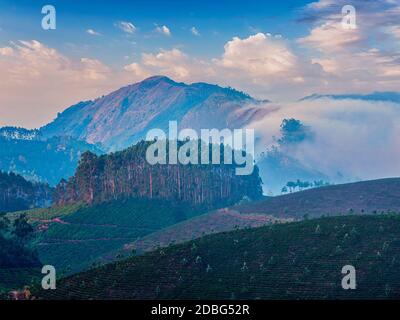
[281,179,331,194]
[277,118,314,147]
[0,214,40,268]
[0,171,53,213]
[0,126,40,141]
[54,140,263,210]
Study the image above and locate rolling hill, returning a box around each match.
[235,177,400,219]
[28,198,207,274]
[18,177,400,276]
[118,177,400,255]
[34,214,400,299]
[126,208,293,254]
[4,176,400,298]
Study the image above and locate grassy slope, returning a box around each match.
[127,209,293,254]
[29,198,202,274]
[7,203,85,222]
[236,177,400,219]
[2,204,85,291]
[36,214,400,300]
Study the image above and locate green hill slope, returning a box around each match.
[236,177,400,219]
[126,208,292,254]
[119,177,400,255]
[31,198,205,274]
[35,214,400,299]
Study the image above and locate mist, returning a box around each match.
[249,97,400,183]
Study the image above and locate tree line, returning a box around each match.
[54,140,263,210]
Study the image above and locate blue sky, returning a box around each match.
[0,0,311,64]
[0,0,399,128]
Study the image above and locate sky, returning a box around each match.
[0,0,399,128]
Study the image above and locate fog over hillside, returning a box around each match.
[249,96,400,187]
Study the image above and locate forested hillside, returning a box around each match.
[0,171,53,213]
[54,140,263,210]
[0,135,103,186]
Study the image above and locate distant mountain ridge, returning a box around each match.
[0,135,103,186]
[301,92,400,103]
[40,76,270,151]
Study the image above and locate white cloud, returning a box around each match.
[123,48,215,83]
[386,25,400,39]
[115,21,136,34]
[306,0,337,10]
[298,21,364,52]
[156,25,171,36]
[0,40,126,128]
[215,33,297,76]
[79,58,110,80]
[0,46,13,56]
[123,62,150,78]
[141,49,201,79]
[209,33,321,100]
[86,29,101,36]
[122,34,322,100]
[191,26,200,36]
[294,0,400,95]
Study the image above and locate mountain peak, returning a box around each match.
[140,75,180,86]
[41,76,265,151]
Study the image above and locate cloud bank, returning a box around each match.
[249,97,400,183]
